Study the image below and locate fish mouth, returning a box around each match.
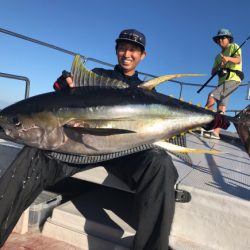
[0,115,6,123]
[0,116,7,133]
[0,124,13,141]
[0,125,3,134]
[0,115,8,140]
[0,114,9,126]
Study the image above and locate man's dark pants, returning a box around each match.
[0,146,178,250]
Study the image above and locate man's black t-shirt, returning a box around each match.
[92,64,143,88]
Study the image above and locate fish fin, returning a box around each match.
[63,125,135,136]
[166,134,193,165]
[233,105,250,156]
[138,74,206,90]
[167,133,187,147]
[153,140,223,154]
[70,55,129,89]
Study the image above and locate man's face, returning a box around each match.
[116,41,146,76]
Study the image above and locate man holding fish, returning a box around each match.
[0,29,178,250]
[54,29,179,250]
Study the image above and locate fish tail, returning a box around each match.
[233,105,250,156]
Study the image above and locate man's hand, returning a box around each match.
[53,70,73,91]
[204,112,230,131]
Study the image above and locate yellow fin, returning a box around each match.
[153,141,223,154]
[70,54,129,88]
[138,74,206,90]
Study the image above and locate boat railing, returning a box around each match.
[0,27,249,107]
[0,72,30,99]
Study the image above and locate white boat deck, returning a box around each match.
[176,131,250,200]
[0,131,250,249]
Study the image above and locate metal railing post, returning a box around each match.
[0,72,30,99]
[246,81,250,100]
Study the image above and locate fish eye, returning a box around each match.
[12,117,21,127]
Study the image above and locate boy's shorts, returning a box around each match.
[209,80,240,106]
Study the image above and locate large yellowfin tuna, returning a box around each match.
[0,55,249,157]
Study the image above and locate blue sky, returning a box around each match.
[0,0,249,127]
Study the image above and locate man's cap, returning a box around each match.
[213,28,234,43]
[116,29,146,50]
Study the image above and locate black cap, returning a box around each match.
[116,29,146,50]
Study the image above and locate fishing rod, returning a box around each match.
[197,34,250,94]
